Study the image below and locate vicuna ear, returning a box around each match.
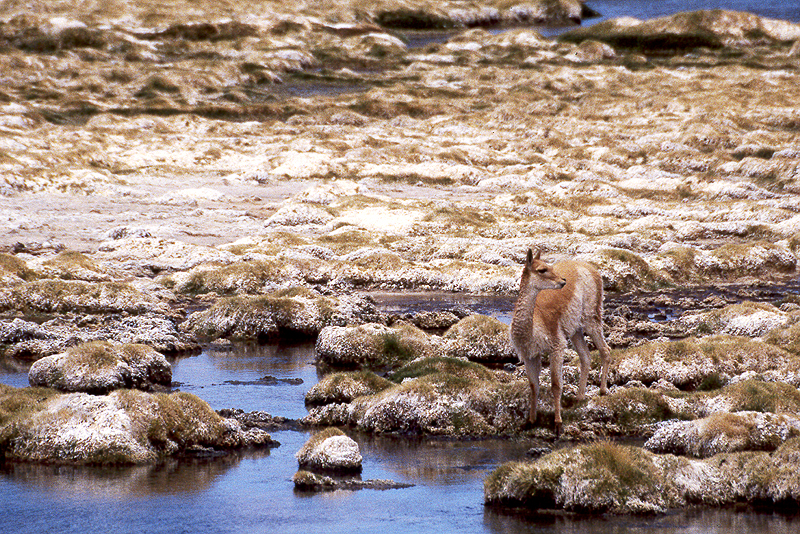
[526,248,533,265]
[534,249,541,260]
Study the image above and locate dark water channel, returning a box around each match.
[3,285,800,532]
[250,0,800,106]
[587,0,800,25]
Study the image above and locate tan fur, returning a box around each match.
[510,249,611,437]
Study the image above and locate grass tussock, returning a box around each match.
[390,356,496,384]
[485,441,670,513]
[40,250,104,279]
[601,248,671,291]
[173,260,280,295]
[0,384,59,427]
[713,380,800,413]
[305,370,394,406]
[0,253,37,282]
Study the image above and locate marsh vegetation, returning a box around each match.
[2,0,800,530]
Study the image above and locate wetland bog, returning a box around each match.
[3,0,800,531]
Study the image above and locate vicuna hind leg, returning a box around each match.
[587,324,611,395]
[522,355,541,425]
[571,330,591,401]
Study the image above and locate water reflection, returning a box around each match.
[0,448,273,502]
[357,434,531,485]
[169,341,319,417]
[0,356,31,375]
[196,341,320,375]
[484,507,800,534]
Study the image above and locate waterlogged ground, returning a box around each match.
[3,0,800,531]
[2,341,800,534]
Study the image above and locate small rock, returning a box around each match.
[295,428,363,474]
[293,470,413,492]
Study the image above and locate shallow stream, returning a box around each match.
[2,294,800,533]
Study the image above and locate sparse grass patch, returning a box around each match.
[422,206,496,229]
[376,172,455,186]
[661,246,697,279]
[542,193,606,213]
[391,356,495,383]
[320,228,376,250]
[601,248,671,291]
[764,320,800,356]
[0,253,37,282]
[305,370,394,406]
[715,380,800,413]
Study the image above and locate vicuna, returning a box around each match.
[510,249,610,437]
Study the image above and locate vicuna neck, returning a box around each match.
[511,272,541,339]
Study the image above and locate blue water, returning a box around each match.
[587,0,800,24]
[0,343,533,534]
[3,330,800,533]
[3,375,798,534]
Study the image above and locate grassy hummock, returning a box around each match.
[485,437,800,514]
[0,385,276,464]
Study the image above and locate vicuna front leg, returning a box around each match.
[550,348,564,438]
[522,355,541,425]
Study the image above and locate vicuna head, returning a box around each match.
[520,249,566,291]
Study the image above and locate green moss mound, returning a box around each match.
[391,356,496,383]
[305,370,394,406]
[315,322,433,371]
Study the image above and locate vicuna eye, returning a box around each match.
[537,268,548,274]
